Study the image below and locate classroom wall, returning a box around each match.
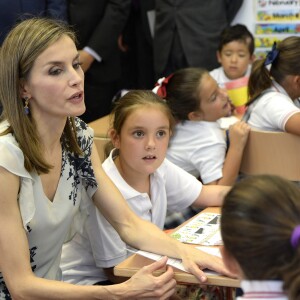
[232,1,255,34]
[231,0,300,58]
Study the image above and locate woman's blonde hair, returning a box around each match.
[0,18,82,174]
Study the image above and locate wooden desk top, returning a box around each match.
[114,207,240,288]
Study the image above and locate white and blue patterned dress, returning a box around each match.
[0,118,97,299]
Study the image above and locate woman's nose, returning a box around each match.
[69,68,83,86]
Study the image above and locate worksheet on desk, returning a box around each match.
[170,213,222,245]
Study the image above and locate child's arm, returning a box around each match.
[192,185,231,207]
[285,112,300,135]
[219,121,250,185]
[91,140,234,281]
[208,121,250,186]
[104,267,127,284]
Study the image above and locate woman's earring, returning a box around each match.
[24,97,29,115]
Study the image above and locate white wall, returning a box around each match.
[231,1,255,34]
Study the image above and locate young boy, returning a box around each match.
[210,24,255,84]
[210,24,255,118]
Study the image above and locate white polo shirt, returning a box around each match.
[210,65,252,87]
[61,149,201,282]
[246,81,300,131]
[167,120,226,183]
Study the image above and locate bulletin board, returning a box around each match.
[232,0,300,59]
[255,0,300,58]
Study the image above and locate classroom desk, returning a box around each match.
[88,114,112,138]
[114,207,240,288]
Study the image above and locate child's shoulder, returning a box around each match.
[210,67,226,84]
[209,66,223,77]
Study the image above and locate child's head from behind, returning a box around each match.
[248,36,300,101]
[217,24,255,80]
[109,90,175,175]
[164,68,231,122]
[221,175,300,298]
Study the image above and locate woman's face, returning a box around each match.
[22,35,85,123]
[114,106,171,178]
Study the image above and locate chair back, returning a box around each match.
[240,129,300,181]
[93,137,110,162]
[88,114,112,138]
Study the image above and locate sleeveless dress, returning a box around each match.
[0,118,97,299]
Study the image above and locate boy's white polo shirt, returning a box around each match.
[210,65,252,87]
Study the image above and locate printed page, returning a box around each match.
[170,213,222,245]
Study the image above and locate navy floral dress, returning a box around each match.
[0,118,97,299]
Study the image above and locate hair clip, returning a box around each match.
[291,225,300,249]
[264,42,279,67]
[154,74,174,98]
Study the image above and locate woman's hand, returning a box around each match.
[122,256,177,299]
[179,246,237,283]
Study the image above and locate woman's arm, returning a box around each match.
[91,144,235,281]
[0,166,177,299]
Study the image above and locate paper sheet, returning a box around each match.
[170,213,222,246]
[129,246,221,275]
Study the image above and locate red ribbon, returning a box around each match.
[155,74,174,98]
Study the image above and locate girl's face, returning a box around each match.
[198,74,231,121]
[22,35,85,124]
[114,106,171,177]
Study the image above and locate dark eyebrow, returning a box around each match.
[74,53,80,61]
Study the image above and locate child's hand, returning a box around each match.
[228,121,250,150]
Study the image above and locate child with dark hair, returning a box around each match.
[210,24,255,115]
[154,67,250,186]
[153,67,250,229]
[245,37,300,135]
[210,24,255,85]
[221,174,300,299]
